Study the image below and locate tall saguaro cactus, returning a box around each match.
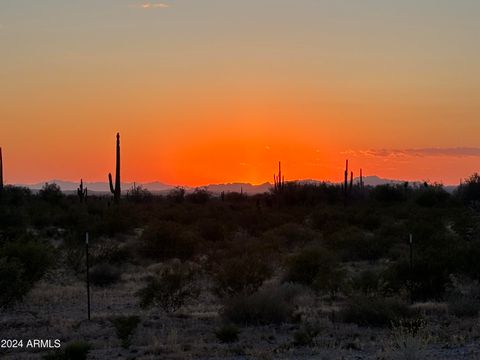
[0,147,3,192]
[77,179,87,202]
[108,133,121,203]
[349,171,353,192]
[343,160,349,198]
[273,161,285,193]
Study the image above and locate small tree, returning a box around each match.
[39,183,64,203]
[457,173,480,205]
[136,262,198,312]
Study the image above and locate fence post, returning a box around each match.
[86,232,91,320]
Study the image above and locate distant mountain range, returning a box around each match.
[15,175,458,195]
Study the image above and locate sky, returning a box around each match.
[1,0,480,186]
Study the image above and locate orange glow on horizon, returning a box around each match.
[2,1,480,186]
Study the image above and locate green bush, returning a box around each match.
[111,315,141,348]
[415,185,450,207]
[197,218,225,242]
[372,184,407,203]
[136,262,198,312]
[138,221,197,260]
[43,341,91,360]
[215,324,240,343]
[91,238,129,265]
[0,257,30,308]
[167,187,186,203]
[38,183,64,204]
[284,247,345,297]
[212,255,272,297]
[0,239,55,284]
[456,173,480,205]
[445,275,480,318]
[186,188,211,204]
[293,323,320,347]
[90,263,121,287]
[222,285,300,326]
[341,296,411,327]
[262,223,318,249]
[350,269,386,296]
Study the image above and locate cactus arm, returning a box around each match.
[109,173,115,194]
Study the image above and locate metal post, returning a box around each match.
[86,232,91,320]
[409,233,413,304]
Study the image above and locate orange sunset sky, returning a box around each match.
[1,1,480,186]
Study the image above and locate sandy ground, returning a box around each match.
[2,264,480,360]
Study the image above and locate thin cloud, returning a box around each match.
[344,147,480,158]
[130,3,169,9]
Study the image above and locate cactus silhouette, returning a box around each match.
[344,160,349,199]
[273,161,285,193]
[108,133,121,203]
[349,171,353,192]
[0,147,3,192]
[77,179,87,202]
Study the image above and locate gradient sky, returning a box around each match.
[1,0,480,186]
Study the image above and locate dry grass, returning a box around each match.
[3,259,480,360]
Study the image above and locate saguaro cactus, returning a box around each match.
[360,168,364,189]
[349,171,353,192]
[77,179,87,202]
[0,147,3,192]
[273,161,285,193]
[108,133,121,203]
[343,160,349,198]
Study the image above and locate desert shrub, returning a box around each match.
[136,262,198,312]
[372,184,407,203]
[222,285,299,326]
[90,238,128,265]
[384,250,455,301]
[167,187,186,203]
[99,207,137,236]
[0,185,31,205]
[138,221,197,261]
[43,341,91,360]
[38,183,64,204]
[0,202,28,230]
[212,255,272,297]
[126,185,152,203]
[223,191,247,202]
[415,185,449,207]
[309,207,347,234]
[262,223,318,249]
[0,257,30,308]
[293,323,321,347]
[64,342,91,360]
[197,218,225,242]
[186,188,211,204]
[350,269,387,296]
[341,296,411,327]
[284,246,345,297]
[0,239,55,284]
[386,318,429,360]
[445,275,480,318]
[215,324,240,343]
[89,263,121,287]
[328,226,389,261]
[456,173,480,205]
[112,315,141,348]
[64,245,85,275]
